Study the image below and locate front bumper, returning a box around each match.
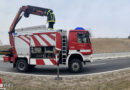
[84,55,93,62]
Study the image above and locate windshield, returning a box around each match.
[77,32,89,43]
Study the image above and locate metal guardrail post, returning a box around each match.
[54,50,62,80]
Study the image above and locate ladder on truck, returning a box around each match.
[61,30,67,64]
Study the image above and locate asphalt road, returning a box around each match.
[0,57,130,75]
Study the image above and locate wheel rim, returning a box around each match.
[18,62,26,71]
[72,62,80,72]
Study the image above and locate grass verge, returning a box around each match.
[0,68,130,90]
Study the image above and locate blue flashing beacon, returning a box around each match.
[75,27,85,30]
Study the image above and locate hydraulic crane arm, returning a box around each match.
[9,5,54,56]
[9,5,53,33]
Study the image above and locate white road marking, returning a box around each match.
[90,63,106,66]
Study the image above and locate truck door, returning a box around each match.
[76,32,92,55]
[69,30,93,55]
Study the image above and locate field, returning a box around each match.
[0,38,130,90]
[92,38,130,53]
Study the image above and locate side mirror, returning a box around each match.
[87,31,91,37]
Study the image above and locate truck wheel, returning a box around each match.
[29,65,35,70]
[16,59,29,72]
[69,59,83,73]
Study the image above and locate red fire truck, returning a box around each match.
[3,5,93,73]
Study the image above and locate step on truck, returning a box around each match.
[3,5,93,73]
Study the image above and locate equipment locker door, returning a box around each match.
[29,33,57,66]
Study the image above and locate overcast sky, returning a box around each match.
[0,0,130,44]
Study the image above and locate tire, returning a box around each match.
[16,59,29,72]
[68,59,83,73]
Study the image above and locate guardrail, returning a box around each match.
[0,52,130,61]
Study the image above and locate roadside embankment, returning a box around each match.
[0,68,130,90]
[92,38,130,53]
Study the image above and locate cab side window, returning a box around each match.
[77,33,88,43]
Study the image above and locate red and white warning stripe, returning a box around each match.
[30,34,56,46]
[38,35,51,46]
[31,35,41,46]
[0,84,3,88]
[41,34,55,45]
[17,35,30,45]
[24,35,30,41]
[17,33,56,46]
[30,59,57,65]
[0,78,3,88]
[34,35,47,46]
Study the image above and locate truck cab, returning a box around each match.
[69,28,93,55]
[65,27,93,73]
